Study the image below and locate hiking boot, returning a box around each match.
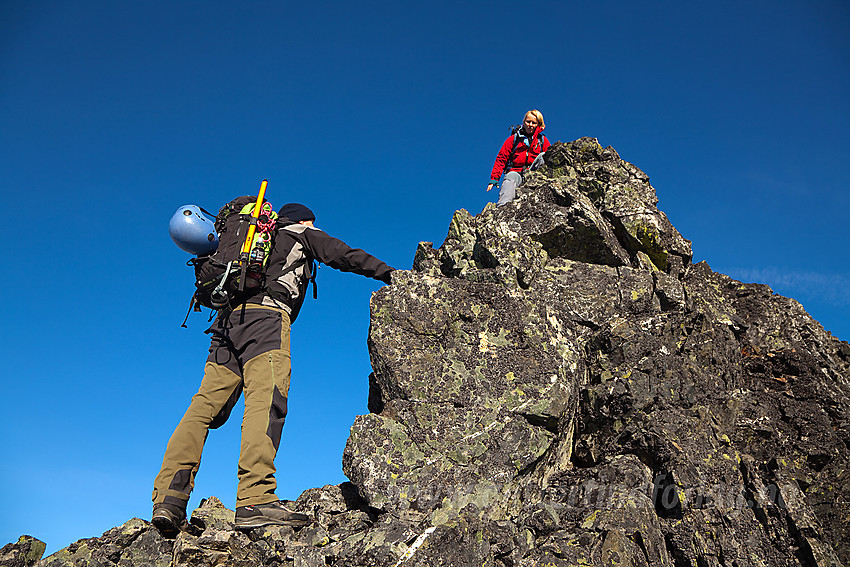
[151,503,188,537]
[235,500,311,529]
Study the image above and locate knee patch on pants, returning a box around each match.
[266,387,288,451]
[210,382,244,429]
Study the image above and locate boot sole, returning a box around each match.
[151,515,180,537]
[234,517,311,530]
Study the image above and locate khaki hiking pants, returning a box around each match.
[152,304,292,510]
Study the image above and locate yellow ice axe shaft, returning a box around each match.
[241,179,268,256]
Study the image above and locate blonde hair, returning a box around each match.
[525,109,545,131]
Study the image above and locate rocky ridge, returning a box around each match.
[4,138,848,566]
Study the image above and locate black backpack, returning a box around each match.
[182,196,278,325]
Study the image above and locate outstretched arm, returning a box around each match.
[295,225,394,284]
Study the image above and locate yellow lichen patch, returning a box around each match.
[581,510,599,529]
[478,328,510,353]
[478,331,491,353]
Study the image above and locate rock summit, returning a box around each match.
[6,138,848,566]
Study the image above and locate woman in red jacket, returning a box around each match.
[487,109,551,206]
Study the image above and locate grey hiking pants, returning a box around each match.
[497,153,546,206]
[152,304,292,510]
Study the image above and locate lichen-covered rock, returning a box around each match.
[540,138,692,273]
[343,401,553,511]
[187,496,234,533]
[15,137,848,566]
[366,270,583,427]
[0,536,46,567]
[39,518,172,567]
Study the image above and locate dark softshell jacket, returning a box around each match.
[247,222,392,323]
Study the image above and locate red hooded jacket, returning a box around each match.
[489,126,551,181]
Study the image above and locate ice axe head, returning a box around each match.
[169,205,218,255]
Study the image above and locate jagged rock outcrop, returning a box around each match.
[7,137,848,566]
[0,537,46,567]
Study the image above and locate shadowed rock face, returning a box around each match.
[11,138,849,566]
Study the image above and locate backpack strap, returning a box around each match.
[505,128,546,174]
[181,291,198,328]
[534,131,546,152]
[307,258,318,299]
[212,260,238,307]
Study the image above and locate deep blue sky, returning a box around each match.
[1,0,847,555]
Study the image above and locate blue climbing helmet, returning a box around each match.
[169,205,219,255]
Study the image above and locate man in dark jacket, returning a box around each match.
[151,203,393,534]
